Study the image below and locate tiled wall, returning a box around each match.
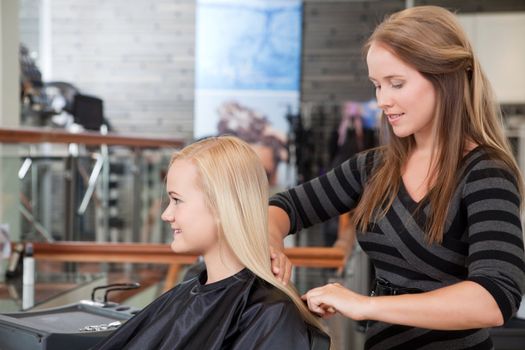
[301,0,404,104]
[19,0,39,55]
[416,0,525,12]
[21,0,196,139]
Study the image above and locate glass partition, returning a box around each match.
[0,129,180,244]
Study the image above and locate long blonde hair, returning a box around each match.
[171,135,324,329]
[354,5,523,243]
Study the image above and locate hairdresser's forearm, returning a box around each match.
[365,281,503,330]
[268,206,290,246]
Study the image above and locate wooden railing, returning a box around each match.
[32,242,345,292]
[0,127,184,148]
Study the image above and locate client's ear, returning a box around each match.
[214,216,222,232]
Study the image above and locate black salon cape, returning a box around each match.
[92,268,314,350]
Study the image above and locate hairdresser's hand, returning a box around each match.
[302,283,370,320]
[270,245,292,285]
[268,206,292,284]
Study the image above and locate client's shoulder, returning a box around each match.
[228,272,315,350]
[244,274,301,314]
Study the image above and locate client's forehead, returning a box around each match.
[166,159,200,195]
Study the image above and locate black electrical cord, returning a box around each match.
[91,282,140,303]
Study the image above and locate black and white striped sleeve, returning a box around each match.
[269,150,375,235]
[464,159,525,322]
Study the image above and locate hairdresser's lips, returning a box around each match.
[386,113,404,125]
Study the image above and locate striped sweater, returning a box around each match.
[270,146,525,350]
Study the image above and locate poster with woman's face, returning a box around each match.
[194,0,302,189]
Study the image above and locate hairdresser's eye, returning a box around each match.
[391,82,404,89]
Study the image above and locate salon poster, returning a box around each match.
[194,0,303,188]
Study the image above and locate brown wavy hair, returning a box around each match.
[353,6,523,243]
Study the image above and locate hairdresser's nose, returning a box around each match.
[376,88,394,111]
[161,205,174,223]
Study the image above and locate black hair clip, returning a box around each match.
[466,65,473,81]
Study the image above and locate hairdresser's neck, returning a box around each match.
[413,127,437,155]
[203,245,244,284]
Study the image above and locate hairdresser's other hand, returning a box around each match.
[270,245,292,285]
[302,283,370,320]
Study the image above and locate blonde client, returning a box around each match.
[94,136,329,350]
